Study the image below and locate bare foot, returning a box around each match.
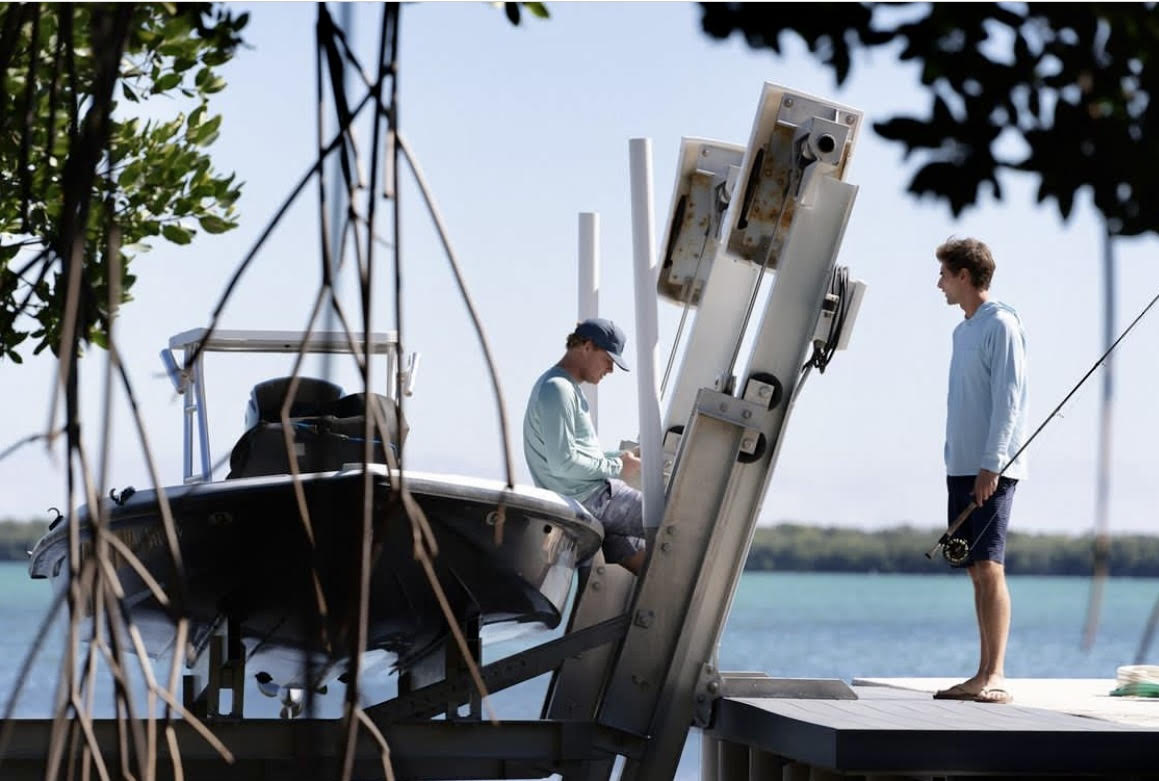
[933,682,975,699]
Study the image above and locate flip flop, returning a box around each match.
[973,687,1013,704]
[932,684,976,700]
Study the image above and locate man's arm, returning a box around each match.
[977,316,1028,501]
[538,380,623,480]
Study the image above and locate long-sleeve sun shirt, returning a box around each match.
[945,300,1029,479]
[523,366,623,503]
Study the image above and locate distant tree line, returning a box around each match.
[0,519,48,561]
[4,519,1159,576]
[747,524,1159,577]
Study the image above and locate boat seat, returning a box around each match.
[229,390,408,480]
[244,376,345,429]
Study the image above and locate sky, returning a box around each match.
[2,2,1159,539]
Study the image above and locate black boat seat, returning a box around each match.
[245,376,345,429]
[229,385,409,480]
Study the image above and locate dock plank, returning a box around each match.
[708,678,1159,775]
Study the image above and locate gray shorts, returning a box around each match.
[580,479,646,565]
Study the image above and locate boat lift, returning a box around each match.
[3,82,868,780]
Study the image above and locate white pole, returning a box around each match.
[578,212,600,430]
[629,138,664,531]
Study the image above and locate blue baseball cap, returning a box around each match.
[574,318,629,371]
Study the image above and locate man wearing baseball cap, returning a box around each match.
[522,318,646,574]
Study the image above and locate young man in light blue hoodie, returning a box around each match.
[523,318,647,574]
[933,237,1028,705]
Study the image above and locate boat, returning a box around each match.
[27,328,603,692]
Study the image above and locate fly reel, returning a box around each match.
[942,537,970,566]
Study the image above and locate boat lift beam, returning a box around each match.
[0,718,646,781]
[596,85,862,780]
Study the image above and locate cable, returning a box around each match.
[803,265,850,374]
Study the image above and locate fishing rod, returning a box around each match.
[927,286,1159,565]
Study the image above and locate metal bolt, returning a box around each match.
[784,97,794,107]
[666,525,677,536]
[845,113,855,125]
[661,542,671,553]
[634,609,655,628]
[707,680,720,694]
[706,665,715,675]
[758,385,771,399]
[596,565,606,575]
[742,437,756,450]
[742,409,752,420]
[719,402,728,412]
[592,581,602,591]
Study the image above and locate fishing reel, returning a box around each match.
[942,537,971,566]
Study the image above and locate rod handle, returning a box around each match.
[925,500,977,559]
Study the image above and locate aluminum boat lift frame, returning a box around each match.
[3,83,866,781]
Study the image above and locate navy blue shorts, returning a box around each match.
[946,475,1018,567]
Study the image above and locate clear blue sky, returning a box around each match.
[3,2,1158,537]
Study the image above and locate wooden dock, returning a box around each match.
[703,677,1159,779]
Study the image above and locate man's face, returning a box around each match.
[937,262,970,306]
[581,343,615,384]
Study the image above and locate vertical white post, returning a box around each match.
[578,212,600,430]
[629,138,664,531]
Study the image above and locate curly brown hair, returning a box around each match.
[936,237,995,290]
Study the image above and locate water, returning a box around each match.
[4,561,1158,778]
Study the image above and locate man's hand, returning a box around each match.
[619,450,641,481]
[973,469,999,506]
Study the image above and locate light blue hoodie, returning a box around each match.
[945,300,1029,479]
[523,366,623,502]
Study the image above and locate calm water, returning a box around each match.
[3,561,1157,778]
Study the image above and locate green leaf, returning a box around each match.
[153,72,182,92]
[121,82,140,103]
[161,224,194,245]
[158,39,192,58]
[524,2,550,19]
[197,214,233,234]
[201,49,230,67]
[118,161,143,188]
[189,114,223,145]
[201,74,227,94]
